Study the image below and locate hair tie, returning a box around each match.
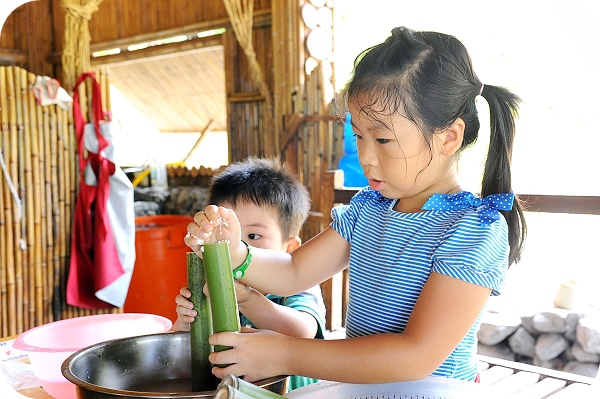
[478,83,485,96]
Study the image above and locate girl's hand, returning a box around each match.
[184,206,249,268]
[208,328,289,382]
[171,287,195,331]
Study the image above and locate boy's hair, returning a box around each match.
[209,157,310,240]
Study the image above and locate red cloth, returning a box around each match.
[67,72,131,309]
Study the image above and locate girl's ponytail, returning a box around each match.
[480,84,527,265]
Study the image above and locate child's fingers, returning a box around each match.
[234,280,251,303]
[179,287,192,298]
[175,294,195,310]
[217,207,241,232]
[202,205,221,226]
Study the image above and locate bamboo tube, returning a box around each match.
[202,241,241,356]
[187,252,218,392]
[217,375,287,399]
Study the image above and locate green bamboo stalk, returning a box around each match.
[187,252,218,392]
[217,375,288,399]
[203,241,241,357]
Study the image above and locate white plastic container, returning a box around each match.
[286,377,504,399]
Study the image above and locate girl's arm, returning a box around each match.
[185,206,350,296]
[237,287,318,338]
[208,273,491,383]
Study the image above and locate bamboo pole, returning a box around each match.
[0,66,11,337]
[7,66,23,334]
[17,67,34,330]
[187,252,216,392]
[42,107,60,321]
[25,71,45,325]
[49,106,64,320]
[37,97,50,324]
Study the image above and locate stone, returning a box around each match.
[478,311,522,346]
[535,333,569,361]
[477,342,516,361]
[520,312,541,337]
[562,361,600,378]
[533,355,565,370]
[508,327,536,358]
[532,309,570,333]
[572,342,600,363]
[577,316,600,355]
[565,312,586,342]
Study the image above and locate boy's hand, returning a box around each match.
[234,280,252,304]
[172,282,252,332]
[172,287,196,331]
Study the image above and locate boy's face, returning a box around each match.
[220,201,292,253]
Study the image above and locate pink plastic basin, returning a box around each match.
[12,313,172,399]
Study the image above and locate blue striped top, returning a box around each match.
[330,188,509,381]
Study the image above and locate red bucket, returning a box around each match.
[124,215,193,323]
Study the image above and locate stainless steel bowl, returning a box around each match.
[62,331,287,399]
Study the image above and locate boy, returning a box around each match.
[172,157,326,391]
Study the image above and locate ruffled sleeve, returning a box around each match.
[330,188,388,243]
[431,210,509,295]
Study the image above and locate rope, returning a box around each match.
[223,0,274,139]
[0,147,22,220]
[61,0,104,90]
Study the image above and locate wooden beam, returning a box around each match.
[182,120,215,165]
[519,194,600,215]
[91,38,223,67]
[90,9,271,53]
[0,48,26,64]
[47,9,272,67]
[228,91,264,102]
[334,188,600,216]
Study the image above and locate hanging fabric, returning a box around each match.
[67,72,135,309]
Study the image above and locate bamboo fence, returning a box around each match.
[0,66,117,338]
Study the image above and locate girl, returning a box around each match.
[185,26,527,384]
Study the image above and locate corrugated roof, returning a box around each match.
[107,47,226,133]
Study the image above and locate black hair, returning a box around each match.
[209,157,310,240]
[338,26,526,265]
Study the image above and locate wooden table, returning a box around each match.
[16,387,53,399]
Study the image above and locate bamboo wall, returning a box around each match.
[0,66,116,337]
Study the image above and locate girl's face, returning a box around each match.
[349,101,460,212]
